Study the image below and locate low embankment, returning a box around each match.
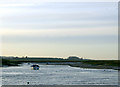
[68,60,120,70]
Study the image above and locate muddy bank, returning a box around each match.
[45,61,120,70]
[68,62,120,70]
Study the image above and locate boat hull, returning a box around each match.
[31,67,39,70]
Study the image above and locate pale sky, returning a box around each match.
[0,1,118,60]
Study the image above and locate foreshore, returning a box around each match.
[68,63,120,70]
[45,62,120,70]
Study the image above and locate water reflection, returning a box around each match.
[2,63,118,85]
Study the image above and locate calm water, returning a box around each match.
[2,63,118,85]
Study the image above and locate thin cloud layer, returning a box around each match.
[0,2,118,59]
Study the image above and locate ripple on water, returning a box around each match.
[2,64,118,85]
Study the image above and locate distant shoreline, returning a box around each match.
[45,61,120,70]
[1,57,120,70]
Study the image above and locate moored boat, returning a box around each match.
[31,64,40,70]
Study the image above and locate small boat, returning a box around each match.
[31,64,40,70]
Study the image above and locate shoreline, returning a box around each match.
[2,62,120,70]
[45,62,120,70]
[68,63,120,70]
[1,58,120,70]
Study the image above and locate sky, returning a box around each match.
[0,1,118,60]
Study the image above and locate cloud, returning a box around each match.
[0,4,35,7]
[0,2,117,30]
[2,28,118,44]
[0,2,118,59]
[1,27,117,36]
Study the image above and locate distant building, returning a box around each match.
[68,56,83,60]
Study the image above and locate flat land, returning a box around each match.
[1,57,120,70]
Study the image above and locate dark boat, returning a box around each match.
[31,64,40,70]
